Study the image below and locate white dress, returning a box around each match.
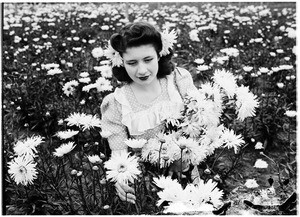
[100,67,197,152]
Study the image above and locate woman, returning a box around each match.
[101,21,198,204]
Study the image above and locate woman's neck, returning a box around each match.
[130,77,160,93]
[130,78,162,105]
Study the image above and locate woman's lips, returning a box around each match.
[138,75,149,81]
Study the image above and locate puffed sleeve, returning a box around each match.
[174,67,198,98]
[100,93,129,152]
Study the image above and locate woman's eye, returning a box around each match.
[127,62,137,66]
[145,58,153,63]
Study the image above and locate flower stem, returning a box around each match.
[76,176,90,214]
[134,202,140,215]
[157,142,163,173]
[61,158,75,213]
[180,149,183,182]
[211,148,226,171]
[260,152,283,185]
[288,118,291,145]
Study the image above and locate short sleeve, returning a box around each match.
[174,67,198,98]
[100,93,129,152]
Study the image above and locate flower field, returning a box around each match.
[2,2,297,215]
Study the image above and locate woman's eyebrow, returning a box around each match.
[125,55,154,62]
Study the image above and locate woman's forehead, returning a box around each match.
[123,44,157,59]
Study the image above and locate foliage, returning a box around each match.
[2,2,296,215]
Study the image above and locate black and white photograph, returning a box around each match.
[2,1,297,215]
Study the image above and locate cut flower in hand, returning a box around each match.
[104,152,141,185]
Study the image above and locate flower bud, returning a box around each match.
[100,178,106,184]
[103,205,110,210]
[71,169,77,175]
[162,155,170,161]
[204,168,211,174]
[159,138,166,143]
[213,174,221,182]
[77,171,83,177]
[92,166,99,171]
[100,153,105,158]
[255,142,264,149]
[277,83,284,88]
[179,144,187,150]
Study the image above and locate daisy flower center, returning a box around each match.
[19,166,27,174]
[117,164,127,173]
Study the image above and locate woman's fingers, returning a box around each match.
[115,182,136,204]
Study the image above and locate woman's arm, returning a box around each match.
[100,93,128,153]
[101,94,136,203]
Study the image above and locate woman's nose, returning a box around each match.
[137,63,147,75]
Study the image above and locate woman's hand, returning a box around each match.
[168,159,190,178]
[115,181,136,204]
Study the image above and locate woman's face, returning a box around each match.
[122,44,159,86]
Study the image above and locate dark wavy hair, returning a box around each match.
[109,21,175,83]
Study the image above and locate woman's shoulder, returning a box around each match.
[173,66,192,77]
[101,87,124,108]
[101,85,130,111]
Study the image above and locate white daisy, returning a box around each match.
[155,177,223,210]
[124,138,147,149]
[91,47,104,58]
[285,110,297,117]
[47,68,62,75]
[255,142,264,149]
[13,135,44,157]
[42,63,59,70]
[62,80,79,97]
[181,121,202,138]
[104,42,123,67]
[159,29,177,56]
[141,138,161,162]
[235,85,259,121]
[8,156,38,185]
[196,65,210,72]
[94,65,113,78]
[254,159,268,168]
[154,177,184,206]
[65,112,101,130]
[153,175,181,190]
[212,69,237,99]
[78,77,91,84]
[221,128,244,154]
[79,71,89,77]
[80,114,101,131]
[95,77,113,92]
[104,152,141,184]
[244,178,259,188]
[53,142,76,157]
[220,47,239,57]
[55,129,79,140]
[82,83,98,92]
[194,179,224,207]
[87,155,102,164]
[243,66,253,72]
